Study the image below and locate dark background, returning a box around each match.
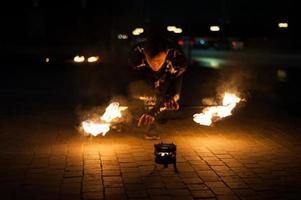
[0,0,300,116]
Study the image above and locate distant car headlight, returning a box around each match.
[87,56,99,63]
[74,55,85,63]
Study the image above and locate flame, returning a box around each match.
[81,102,128,136]
[193,93,241,126]
[82,121,110,136]
[101,102,128,122]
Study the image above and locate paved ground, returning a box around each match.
[1,106,301,200]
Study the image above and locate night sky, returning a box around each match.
[0,0,297,45]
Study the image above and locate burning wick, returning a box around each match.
[81,102,128,136]
[193,93,241,126]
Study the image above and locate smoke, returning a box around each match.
[216,65,253,101]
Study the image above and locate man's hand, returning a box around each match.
[164,99,179,110]
[138,114,155,127]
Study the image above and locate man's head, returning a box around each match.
[144,36,168,71]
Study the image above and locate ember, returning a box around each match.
[193,92,241,126]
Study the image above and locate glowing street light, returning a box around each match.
[117,34,128,39]
[87,56,99,63]
[74,55,85,63]
[167,26,183,34]
[167,26,177,32]
[278,22,288,28]
[132,28,144,36]
[210,25,220,32]
[174,28,183,34]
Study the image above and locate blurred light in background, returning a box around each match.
[193,57,225,69]
[132,28,144,36]
[117,34,128,39]
[74,55,85,63]
[174,28,183,34]
[167,26,183,34]
[277,69,287,82]
[178,39,184,46]
[167,26,177,32]
[45,57,50,63]
[278,22,288,28]
[210,26,220,32]
[199,39,206,45]
[87,56,99,63]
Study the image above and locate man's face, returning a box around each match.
[145,52,167,72]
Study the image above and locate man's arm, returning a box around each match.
[167,47,187,102]
[128,44,147,81]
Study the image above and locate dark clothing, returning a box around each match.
[128,39,187,116]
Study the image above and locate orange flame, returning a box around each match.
[193,93,241,126]
[81,102,127,136]
[82,121,110,136]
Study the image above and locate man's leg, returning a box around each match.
[144,123,161,140]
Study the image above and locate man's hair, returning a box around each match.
[144,35,168,58]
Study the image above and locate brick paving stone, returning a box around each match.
[103,165,120,170]
[206,181,228,188]
[83,191,104,200]
[211,166,231,171]
[126,189,148,198]
[83,184,103,192]
[187,183,209,191]
[103,170,121,176]
[143,177,165,188]
[150,196,171,200]
[2,111,301,200]
[191,189,216,198]
[217,195,240,200]
[60,182,81,194]
[104,176,122,182]
[233,189,257,197]
[171,196,194,200]
[120,163,138,168]
[63,177,82,183]
[124,183,145,190]
[197,170,221,182]
[182,177,203,184]
[211,187,234,195]
[231,168,257,178]
[217,171,237,177]
[222,176,248,189]
[176,163,195,172]
[123,177,143,184]
[104,182,124,188]
[167,188,191,196]
[60,193,82,200]
[165,181,187,189]
[216,154,233,159]
[223,160,244,168]
[178,171,199,178]
[105,187,126,196]
[122,172,141,179]
[121,167,140,173]
[147,188,169,196]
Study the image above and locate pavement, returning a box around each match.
[1,105,301,200]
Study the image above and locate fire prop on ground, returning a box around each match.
[193,92,242,126]
[81,102,127,136]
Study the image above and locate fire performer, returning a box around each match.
[128,34,187,139]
